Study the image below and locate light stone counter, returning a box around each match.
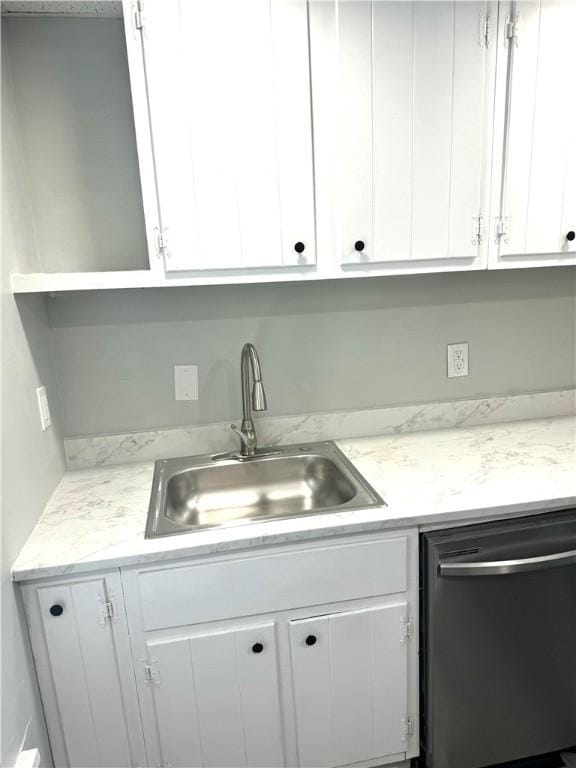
[13,416,576,581]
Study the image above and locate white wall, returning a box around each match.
[1,30,65,767]
[48,268,576,437]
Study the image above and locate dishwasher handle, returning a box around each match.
[439,548,576,577]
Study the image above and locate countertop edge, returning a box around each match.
[12,494,576,583]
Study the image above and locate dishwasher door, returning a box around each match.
[422,510,576,768]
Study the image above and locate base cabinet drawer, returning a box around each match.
[137,535,408,631]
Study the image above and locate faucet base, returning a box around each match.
[212,447,284,463]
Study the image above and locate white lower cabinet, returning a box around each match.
[21,531,418,768]
[142,623,285,768]
[290,603,409,768]
[21,572,146,768]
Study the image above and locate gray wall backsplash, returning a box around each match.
[48,268,576,438]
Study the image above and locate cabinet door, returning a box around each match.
[142,622,285,767]
[140,0,315,273]
[289,602,409,768]
[27,575,145,768]
[492,0,576,266]
[318,0,495,266]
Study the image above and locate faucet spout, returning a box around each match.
[235,343,268,456]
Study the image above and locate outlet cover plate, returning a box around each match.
[447,343,469,378]
[36,385,52,430]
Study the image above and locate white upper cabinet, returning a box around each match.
[310,0,497,268]
[9,0,573,293]
[139,0,316,273]
[490,0,576,267]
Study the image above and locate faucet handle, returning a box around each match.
[231,423,258,457]
[231,424,250,446]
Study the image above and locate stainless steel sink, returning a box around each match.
[146,441,384,538]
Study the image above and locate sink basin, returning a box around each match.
[146,441,384,538]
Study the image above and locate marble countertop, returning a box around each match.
[13,416,576,581]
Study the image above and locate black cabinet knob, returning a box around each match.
[354,240,365,252]
[294,241,305,253]
[305,634,317,647]
[251,642,264,654]
[567,231,575,242]
[50,604,64,617]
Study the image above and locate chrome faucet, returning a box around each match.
[231,343,267,457]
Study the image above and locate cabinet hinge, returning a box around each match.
[479,13,492,48]
[133,0,144,30]
[97,594,118,624]
[402,715,415,742]
[400,616,413,643]
[142,659,160,686]
[494,216,511,244]
[505,13,518,46]
[472,215,484,246]
[155,227,170,260]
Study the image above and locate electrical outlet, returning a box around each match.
[447,343,469,378]
[36,385,52,430]
[174,365,199,401]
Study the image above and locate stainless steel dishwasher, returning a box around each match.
[421,510,576,768]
